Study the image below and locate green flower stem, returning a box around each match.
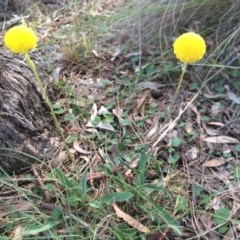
[25,53,73,161]
[168,63,187,114]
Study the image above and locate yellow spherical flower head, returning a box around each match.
[173,32,206,63]
[4,25,38,54]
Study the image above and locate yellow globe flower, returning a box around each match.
[173,32,206,63]
[4,25,38,54]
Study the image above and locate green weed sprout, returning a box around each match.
[169,32,206,112]
[4,24,72,160]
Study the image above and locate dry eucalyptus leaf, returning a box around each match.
[137,81,162,90]
[10,225,25,240]
[208,197,221,210]
[125,157,140,176]
[112,204,149,233]
[136,90,150,112]
[112,107,123,121]
[73,141,91,155]
[89,103,98,121]
[51,149,76,167]
[92,49,99,57]
[98,148,111,164]
[125,51,142,58]
[202,158,226,167]
[98,106,112,115]
[204,127,218,136]
[202,136,239,144]
[145,115,160,140]
[207,122,224,127]
[203,123,218,136]
[95,122,115,132]
[189,103,201,128]
[185,122,193,134]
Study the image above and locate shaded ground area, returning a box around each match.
[1,0,240,239]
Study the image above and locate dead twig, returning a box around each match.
[32,166,51,201]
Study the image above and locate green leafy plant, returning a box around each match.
[168,137,181,164]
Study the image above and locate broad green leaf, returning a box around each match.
[89,200,102,209]
[51,207,62,221]
[120,119,132,126]
[135,151,149,185]
[0,237,8,240]
[235,145,240,152]
[64,113,75,122]
[151,201,182,236]
[54,168,74,189]
[52,101,62,109]
[218,224,228,234]
[214,207,231,225]
[54,108,65,114]
[171,137,181,148]
[98,192,134,204]
[24,220,62,236]
[66,134,78,144]
[168,153,180,164]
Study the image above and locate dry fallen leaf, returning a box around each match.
[189,103,202,130]
[73,141,91,155]
[202,158,226,167]
[136,90,150,112]
[112,204,149,233]
[207,121,224,127]
[51,149,76,167]
[137,81,162,90]
[202,123,219,136]
[208,197,221,210]
[202,136,239,144]
[98,106,112,115]
[185,122,193,134]
[145,115,160,140]
[89,103,98,121]
[124,157,140,176]
[9,225,25,240]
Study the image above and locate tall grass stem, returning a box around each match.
[168,63,187,114]
[25,53,73,162]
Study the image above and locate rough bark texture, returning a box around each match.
[0,51,57,174]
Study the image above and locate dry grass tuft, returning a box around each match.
[105,0,240,63]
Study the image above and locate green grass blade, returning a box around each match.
[151,201,182,236]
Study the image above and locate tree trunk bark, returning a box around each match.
[0,51,57,174]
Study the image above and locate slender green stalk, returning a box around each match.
[168,63,187,114]
[25,53,73,161]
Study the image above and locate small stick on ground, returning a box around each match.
[32,166,51,200]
